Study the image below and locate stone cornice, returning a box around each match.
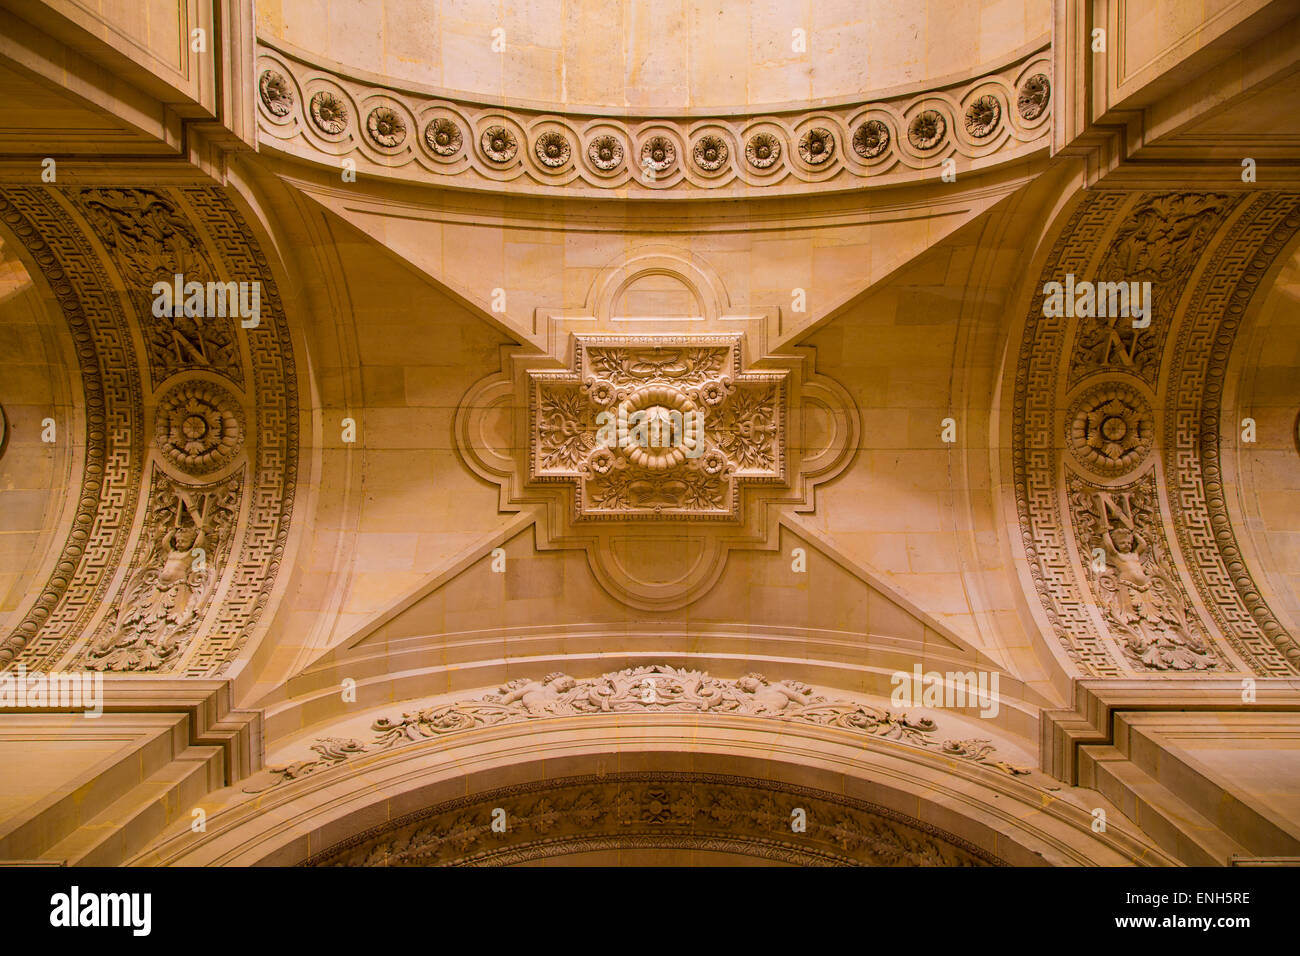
[0,677,262,786]
[1041,678,1300,785]
[254,37,1052,198]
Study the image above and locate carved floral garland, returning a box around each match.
[247,665,1029,792]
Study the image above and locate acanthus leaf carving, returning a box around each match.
[83,470,241,672]
[308,772,998,867]
[245,665,1029,793]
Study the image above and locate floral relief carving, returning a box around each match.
[908,110,947,150]
[852,120,890,158]
[258,70,293,116]
[77,188,205,285]
[0,187,297,677]
[480,125,517,163]
[423,117,462,156]
[964,95,1001,138]
[1070,477,1218,671]
[366,107,406,147]
[530,336,782,519]
[309,91,348,134]
[798,127,835,164]
[84,472,241,672]
[745,132,781,168]
[257,46,1051,193]
[640,135,676,172]
[246,665,1029,793]
[316,776,994,867]
[692,134,728,171]
[534,130,571,167]
[308,772,998,867]
[1017,74,1050,120]
[1067,382,1153,479]
[1070,193,1232,387]
[587,134,624,170]
[73,188,241,387]
[154,379,245,476]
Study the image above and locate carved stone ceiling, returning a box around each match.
[1011,188,1300,678]
[0,187,298,676]
[457,292,859,608]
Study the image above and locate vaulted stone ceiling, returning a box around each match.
[0,0,1299,869]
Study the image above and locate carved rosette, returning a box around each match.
[798,127,835,164]
[852,120,890,158]
[1017,74,1050,120]
[908,110,946,150]
[964,95,1001,138]
[534,130,571,167]
[640,136,676,172]
[1066,382,1153,479]
[692,135,729,171]
[587,134,624,170]
[309,91,348,134]
[745,132,781,168]
[366,107,406,147]
[480,125,517,163]
[424,117,462,156]
[258,70,294,117]
[154,379,245,477]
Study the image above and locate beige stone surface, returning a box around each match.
[0,0,1298,869]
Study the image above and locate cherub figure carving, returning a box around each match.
[1096,520,1214,671]
[735,673,816,713]
[87,482,235,671]
[493,673,578,715]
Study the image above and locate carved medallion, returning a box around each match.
[459,315,855,608]
[530,337,781,520]
[154,379,245,477]
[745,132,781,168]
[258,70,293,117]
[798,127,835,164]
[366,107,406,147]
[852,120,890,159]
[588,134,624,170]
[692,134,728,171]
[908,110,946,150]
[534,130,571,167]
[964,95,1001,138]
[1017,74,1050,120]
[309,91,348,134]
[1066,381,1153,479]
[424,117,462,156]
[641,135,676,172]
[480,125,517,163]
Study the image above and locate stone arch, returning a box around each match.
[133,716,1170,867]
